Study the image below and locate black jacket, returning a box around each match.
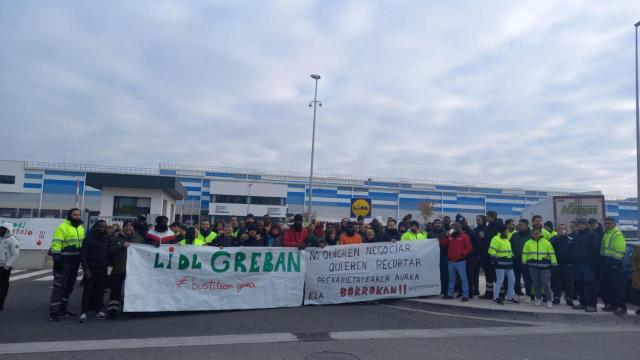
[239,236,264,247]
[109,232,145,274]
[383,228,402,242]
[550,235,574,267]
[570,229,600,266]
[214,235,237,248]
[510,230,531,263]
[82,232,112,269]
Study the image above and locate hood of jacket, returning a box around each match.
[1,222,14,239]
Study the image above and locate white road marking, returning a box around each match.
[0,333,299,355]
[329,324,639,341]
[9,269,27,274]
[35,275,54,281]
[9,270,51,282]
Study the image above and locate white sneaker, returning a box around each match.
[546,301,553,309]
[79,313,87,323]
[535,299,542,306]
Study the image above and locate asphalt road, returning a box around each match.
[1,278,638,360]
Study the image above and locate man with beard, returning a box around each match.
[146,216,177,247]
[48,208,85,321]
[339,221,362,245]
[282,214,308,249]
[510,219,532,297]
[197,219,217,245]
[133,215,149,238]
[442,216,452,232]
[532,215,551,240]
[429,219,448,295]
[401,221,427,241]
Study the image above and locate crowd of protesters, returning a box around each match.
[1,207,638,322]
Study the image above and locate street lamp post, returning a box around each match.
[307,74,322,222]
[247,183,253,215]
[635,21,640,236]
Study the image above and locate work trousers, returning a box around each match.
[551,266,575,302]
[49,261,80,314]
[529,267,552,302]
[599,262,625,309]
[81,267,108,314]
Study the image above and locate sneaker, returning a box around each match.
[492,299,504,305]
[480,293,493,300]
[546,301,553,309]
[442,295,453,300]
[48,312,60,322]
[613,308,626,316]
[94,311,107,320]
[552,299,560,305]
[58,310,76,318]
[635,308,640,315]
[461,297,469,302]
[566,300,574,307]
[572,304,586,310]
[585,306,597,313]
[506,298,520,304]
[602,305,615,312]
[534,299,542,306]
[79,313,87,323]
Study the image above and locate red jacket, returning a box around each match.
[282,228,308,248]
[440,232,473,262]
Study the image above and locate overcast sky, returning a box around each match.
[2,1,640,197]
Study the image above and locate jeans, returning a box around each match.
[551,266,575,302]
[494,268,516,300]
[448,260,469,298]
[528,267,552,302]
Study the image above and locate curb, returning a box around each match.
[389,298,640,325]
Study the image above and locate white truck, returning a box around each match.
[520,195,606,227]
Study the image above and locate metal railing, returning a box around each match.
[25,161,161,176]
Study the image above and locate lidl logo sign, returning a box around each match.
[351,198,372,218]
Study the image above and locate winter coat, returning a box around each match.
[0,223,19,269]
[550,235,574,267]
[81,232,112,269]
[145,229,177,246]
[510,230,531,263]
[470,224,486,258]
[440,232,473,262]
[306,233,327,247]
[339,233,362,245]
[109,232,145,275]
[570,228,600,266]
[213,235,237,248]
[238,235,264,247]
[282,228,308,248]
[383,228,401,242]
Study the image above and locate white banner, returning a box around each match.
[303,241,441,305]
[0,217,61,250]
[124,244,306,312]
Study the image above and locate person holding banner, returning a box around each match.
[339,222,362,245]
[197,220,217,245]
[214,224,237,248]
[282,214,308,249]
[48,208,85,321]
[107,220,144,319]
[179,228,204,246]
[400,221,427,241]
[0,222,19,311]
[440,222,472,302]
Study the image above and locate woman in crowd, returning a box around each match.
[325,227,338,246]
[306,223,327,247]
[265,224,282,247]
[107,220,144,319]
